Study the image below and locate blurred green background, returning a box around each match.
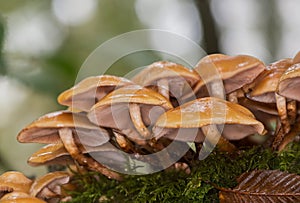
[0,0,299,177]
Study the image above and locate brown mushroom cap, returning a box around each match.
[88,85,173,129]
[247,58,293,103]
[27,142,74,167]
[153,97,265,142]
[30,171,70,200]
[27,141,127,170]
[278,63,300,101]
[131,61,200,98]
[193,54,265,95]
[0,171,33,198]
[58,75,134,111]
[17,111,110,147]
[0,192,46,203]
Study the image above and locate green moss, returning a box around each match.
[66,142,300,203]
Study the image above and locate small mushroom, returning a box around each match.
[247,58,293,103]
[17,111,110,146]
[0,171,33,199]
[273,63,300,149]
[131,61,200,104]
[193,54,265,102]
[88,85,173,145]
[27,142,74,167]
[246,58,296,149]
[17,111,122,180]
[0,192,46,203]
[153,97,265,152]
[278,63,300,102]
[30,171,70,202]
[58,75,134,111]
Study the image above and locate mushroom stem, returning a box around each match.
[113,131,135,153]
[287,100,297,125]
[275,93,290,134]
[129,103,151,139]
[157,78,170,100]
[227,91,238,103]
[274,101,297,151]
[201,125,236,152]
[58,128,123,181]
[227,89,244,103]
[278,119,300,151]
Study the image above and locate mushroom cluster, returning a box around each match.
[11,51,300,184]
[0,171,71,203]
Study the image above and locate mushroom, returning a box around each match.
[0,171,32,199]
[131,61,200,105]
[88,85,173,146]
[0,192,46,203]
[30,171,70,202]
[192,54,265,102]
[273,63,300,149]
[58,75,134,111]
[278,63,300,102]
[17,111,122,180]
[17,111,110,146]
[152,97,265,153]
[27,142,74,167]
[246,58,297,149]
[247,58,293,103]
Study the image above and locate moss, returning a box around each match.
[66,142,300,203]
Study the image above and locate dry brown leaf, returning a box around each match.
[219,170,300,203]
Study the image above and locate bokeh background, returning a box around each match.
[0,0,299,177]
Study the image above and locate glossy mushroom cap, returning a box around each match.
[153,97,265,142]
[0,171,33,198]
[247,58,293,103]
[131,61,200,98]
[0,192,46,203]
[30,171,70,200]
[278,63,300,101]
[27,143,74,167]
[58,75,134,111]
[88,85,173,129]
[17,111,110,147]
[193,54,265,95]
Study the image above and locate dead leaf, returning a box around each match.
[219,170,300,203]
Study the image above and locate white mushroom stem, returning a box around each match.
[58,128,123,181]
[201,125,236,152]
[157,78,169,100]
[129,103,151,139]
